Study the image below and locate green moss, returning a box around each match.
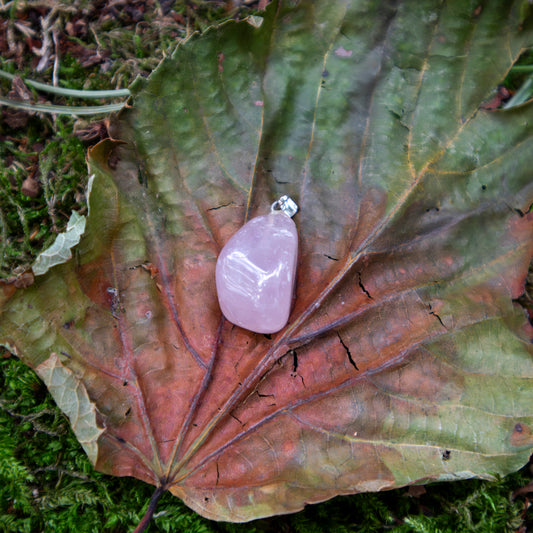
[0,116,88,278]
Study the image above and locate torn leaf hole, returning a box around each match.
[430,311,445,328]
[428,304,446,328]
[291,349,298,373]
[427,303,446,327]
[442,449,451,460]
[324,254,339,261]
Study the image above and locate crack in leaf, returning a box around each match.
[336,332,358,371]
[358,271,373,300]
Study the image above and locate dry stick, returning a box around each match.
[35,10,56,72]
[132,485,166,533]
[52,25,60,87]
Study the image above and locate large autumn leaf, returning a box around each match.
[2,0,533,523]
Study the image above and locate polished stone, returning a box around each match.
[215,212,298,334]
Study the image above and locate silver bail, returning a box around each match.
[271,195,298,218]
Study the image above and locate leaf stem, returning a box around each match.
[132,485,165,533]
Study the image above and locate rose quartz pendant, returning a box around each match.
[216,196,298,334]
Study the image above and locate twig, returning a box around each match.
[35,10,58,72]
[0,1,15,12]
[0,400,64,436]
[132,485,166,533]
[513,480,533,499]
[90,23,104,50]
[52,26,60,87]
[14,21,37,39]
[6,22,17,57]
[33,465,90,480]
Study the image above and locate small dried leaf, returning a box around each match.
[32,211,86,276]
[35,352,105,464]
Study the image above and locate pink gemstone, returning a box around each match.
[216,212,298,334]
